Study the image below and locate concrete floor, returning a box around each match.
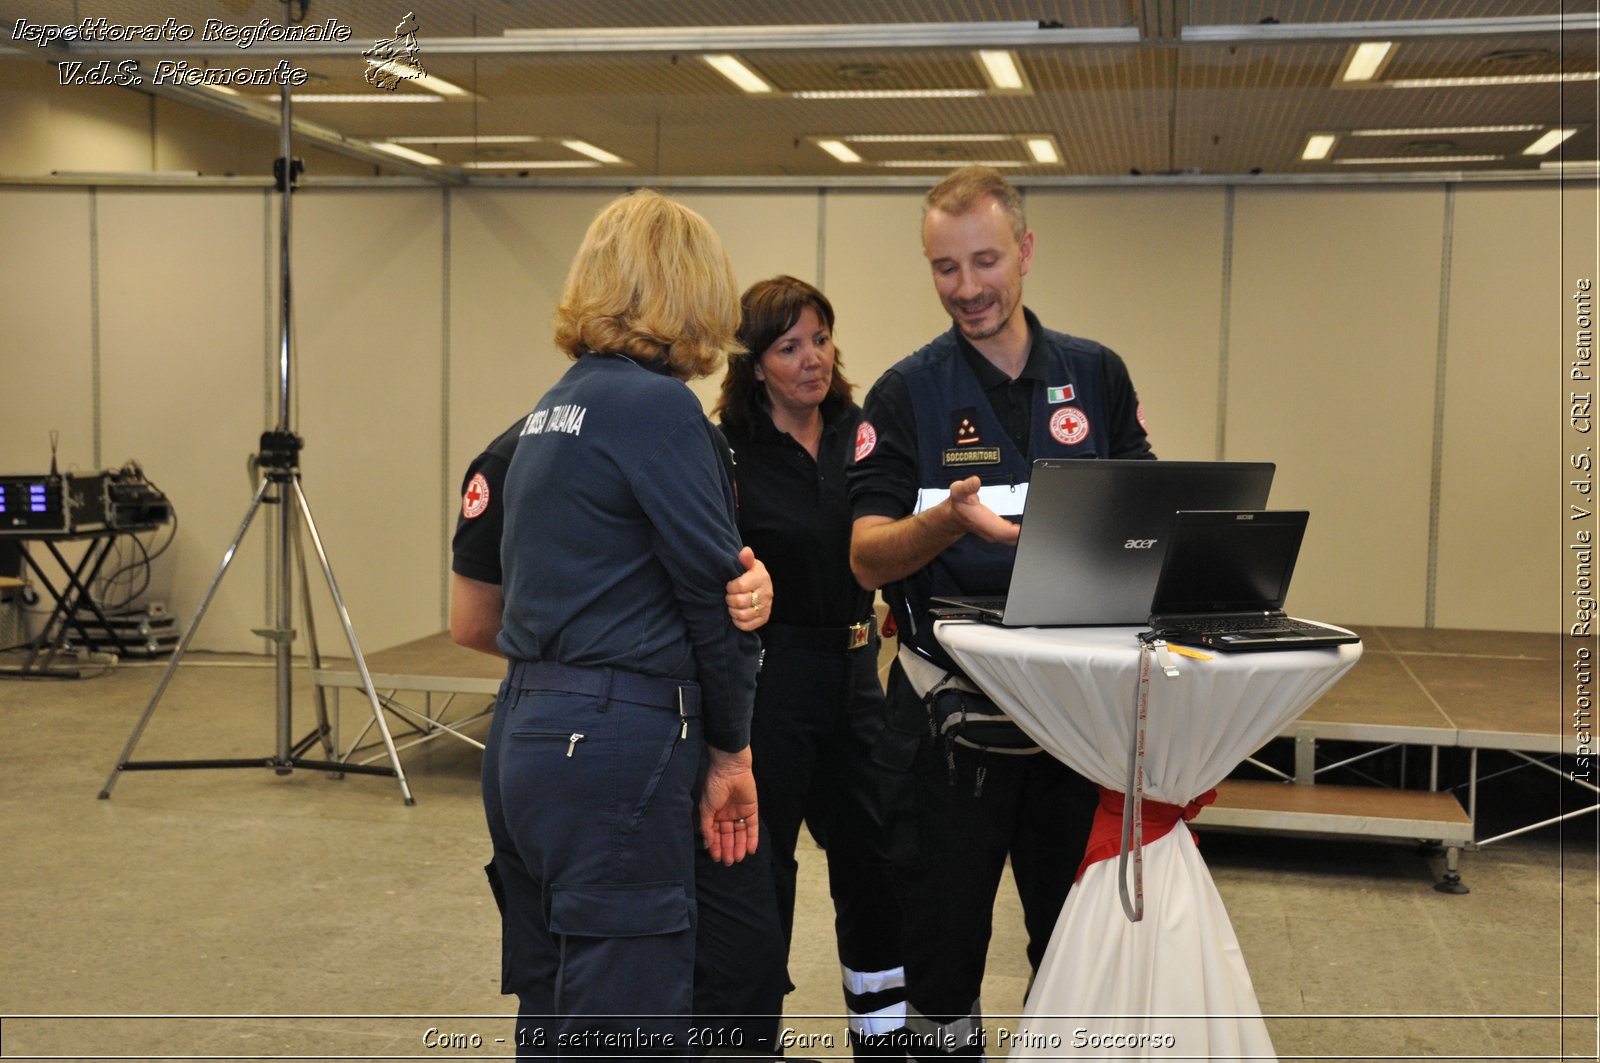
[1,648,1595,1061]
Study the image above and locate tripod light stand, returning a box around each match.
[100,11,413,804]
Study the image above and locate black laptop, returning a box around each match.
[930,458,1275,627]
[1144,510,1360,652]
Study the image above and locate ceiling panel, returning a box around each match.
[1,0,1595,182]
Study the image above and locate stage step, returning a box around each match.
[1194,779,1473,846]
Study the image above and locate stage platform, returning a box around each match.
[311,631,503,761]
[1195,625,1584,892]
[313,625,1585,891]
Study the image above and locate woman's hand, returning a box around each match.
[699,745,759,864]
[725,546,773,631]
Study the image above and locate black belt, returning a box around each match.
[503,659,700,715]
[759,620,875,654]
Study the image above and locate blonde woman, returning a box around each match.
[483,190,762,1057]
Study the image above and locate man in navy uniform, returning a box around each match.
[848,166,1154,1059]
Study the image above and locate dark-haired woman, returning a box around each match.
[715,276,906,1059]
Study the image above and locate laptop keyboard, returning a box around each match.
[1158,615,1333,636]
[963,597,1009,612]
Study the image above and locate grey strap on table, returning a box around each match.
[1119,638,1182,923]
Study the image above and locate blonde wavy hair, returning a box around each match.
[552,190,743,380]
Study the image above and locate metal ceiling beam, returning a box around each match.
[456,168,1575,188]
[129,65,465,184]
[27,21,1139,59]
[1,30,462,182]
[1,168,1574,190]
[12,15,1597,61]
[1182,15,1600,44]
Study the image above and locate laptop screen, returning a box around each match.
[1150,510,1308,615]
[989,459,1275,626]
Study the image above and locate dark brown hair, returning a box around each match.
[715,275,853,432]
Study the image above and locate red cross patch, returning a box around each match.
[462,472,490,519]
[1049,406,1091,447]
[854,421,878,462]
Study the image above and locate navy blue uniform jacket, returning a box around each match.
[498,352,758,753]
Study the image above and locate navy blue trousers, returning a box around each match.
[483,661,786,1060]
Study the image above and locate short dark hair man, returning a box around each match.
[848,166,1154,1059]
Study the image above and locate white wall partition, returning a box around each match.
[0,177,1584,648]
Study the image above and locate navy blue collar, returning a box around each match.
[590,350,676,377]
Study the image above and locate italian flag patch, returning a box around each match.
[1047,384,1076,404]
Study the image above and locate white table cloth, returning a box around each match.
[936,621,1361,1060]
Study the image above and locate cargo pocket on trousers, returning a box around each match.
[548,881,692,937]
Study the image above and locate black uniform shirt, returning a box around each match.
[962,327,1051,457]
[451,417,521,583]
[850,308,1147,522]
[720,395,873,629]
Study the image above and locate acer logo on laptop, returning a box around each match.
[1124,538,1159,549]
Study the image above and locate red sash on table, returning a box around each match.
[1074,784,1218,882]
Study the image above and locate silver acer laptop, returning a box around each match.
[1145,510,1360,652]
[930,458,1275,627]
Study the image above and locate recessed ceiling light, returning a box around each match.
[1340,41,1393,82]
[411,73,472,98]
[792,88,986,100]
[879,159,1028,168]
[843,134,1011,143]
[1301,134,1337,160]
[388,135,543,145]
[815,139,863,163]
[1349,125,1542,136]
[1334,154,1503,165]
[812,133,1060,166]
[363,60,473,98]
[1524,128,1580,155]
[269,93,442,103]
[1389,72,1599,88]
[976,50,1026,91]
[370,142,443,166]
[702,54,774,94]
[464,160,603,170]
[562,139,624,164]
